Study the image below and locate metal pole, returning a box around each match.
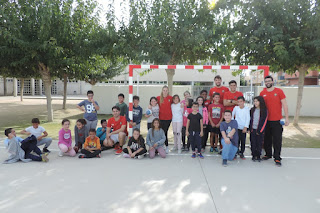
[250,70,253,106]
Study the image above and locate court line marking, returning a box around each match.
[1,146,320,160]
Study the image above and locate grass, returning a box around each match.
[0,98,319,148]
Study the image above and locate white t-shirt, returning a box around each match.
[25,126,46,138]
[171,103,183,122]
[232,106,250,130]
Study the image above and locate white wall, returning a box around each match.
[257,86,320,117]
[0,79,14,95]
[92,85,192,114]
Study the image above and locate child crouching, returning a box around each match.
[123,129,147,159]
[79,129,101,158]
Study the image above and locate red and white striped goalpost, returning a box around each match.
[128,64,270,136]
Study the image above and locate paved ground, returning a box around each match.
[1,142,320,213]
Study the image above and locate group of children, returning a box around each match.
[4,86,268,167]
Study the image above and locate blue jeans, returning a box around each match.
[221,139,238,160]
[37,137,52,148]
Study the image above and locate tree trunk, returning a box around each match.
[39,63,53,122]
[63,73,67,109]
[20,78,24,101]
[3,77,7,96]
[293,65,308,125]
[165,69,175,94]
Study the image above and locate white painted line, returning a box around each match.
[159,65,167,69]
[176,65,185,69]
[0,146,319,160]
[141,65,150,69]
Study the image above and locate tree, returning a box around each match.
[117,0,231,92]
[231,0,320,124]
[0,0,111,120]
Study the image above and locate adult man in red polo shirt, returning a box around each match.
[209,75,229,104]
[104,106,128,155]
[223,80,244,112]
[260,75,289,166]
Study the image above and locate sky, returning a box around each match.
[96,0,128,26]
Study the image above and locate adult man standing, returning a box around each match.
[260,75,289,166]
[209,75,229,104]
[103,106,127,155]
[223,80,244,112]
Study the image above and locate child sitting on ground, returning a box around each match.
[79,129,101,158]
[58,119,76,157]
[123,129,147,159]
[4,128,49,163]
[73,119,87,153]
[146,118,166,159]
[20,118,52,153]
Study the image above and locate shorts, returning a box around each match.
[209,126,220,134]
[110,134,127,143]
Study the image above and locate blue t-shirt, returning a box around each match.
[78,100,99,121]
[4,136,24,148]
[220,120,239,147]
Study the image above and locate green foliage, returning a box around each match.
[117,0,232,65]
[231,0,320,73]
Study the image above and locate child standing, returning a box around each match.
[77,90,100,134]
[196,96,209,152]
[200,89,211,109]
[145,97,159,130]
[73,119,87,153]
[116,93,128,116]
[58,119,76,157]
[146,118,166,159]
[180,91,191,106]
[126,95,143,130]
[79,129,101,158]
[220,110,239,166]
[123,129,147,159]
[208,93,224,153]
[182,98,193,151]
[171,94,184,153]
[20,118,52,153]
[232,96,250,159]
[249,96,268,162]
[186,102,204,158]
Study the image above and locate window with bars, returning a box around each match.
[17,79,31,95]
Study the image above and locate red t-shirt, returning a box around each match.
[208,103,224,125]
[223,91,244,112]
[107,116,128,135]
[260,87,286,121]
[209,86,229,104]
[204,100,211,109]
[157,95,173,120]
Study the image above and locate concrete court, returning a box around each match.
[0,144,320,213]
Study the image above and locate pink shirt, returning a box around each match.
[58,128,72,147]
[183,107,193,127]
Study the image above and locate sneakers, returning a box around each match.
[214,147,219,153]
[275,160,282,167]
[198,153,204,159]
[78,154,86,158]
[114,143,120,150]
[210,147,214,153]
[191,153,196,158]
[239,153,245,159]
[262,155,271,160]
[115,148,123,155]
[222,159,227,167]
[41,154,49,162]
[252,156,256,162]
[257,157,261,162]
[171,147,178,152]
[96,153,101,158]
[43,147,51,153]
[58,151,64,157]
[178,149,182,154]
[201,148,205,153]
[182,145,186,151]
[138,154,146,159]
[123,153,130,158]
[166,146,169,154]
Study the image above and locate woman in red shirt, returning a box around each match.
[157,86,173,154]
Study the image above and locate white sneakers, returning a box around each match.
[58,151,63,157]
